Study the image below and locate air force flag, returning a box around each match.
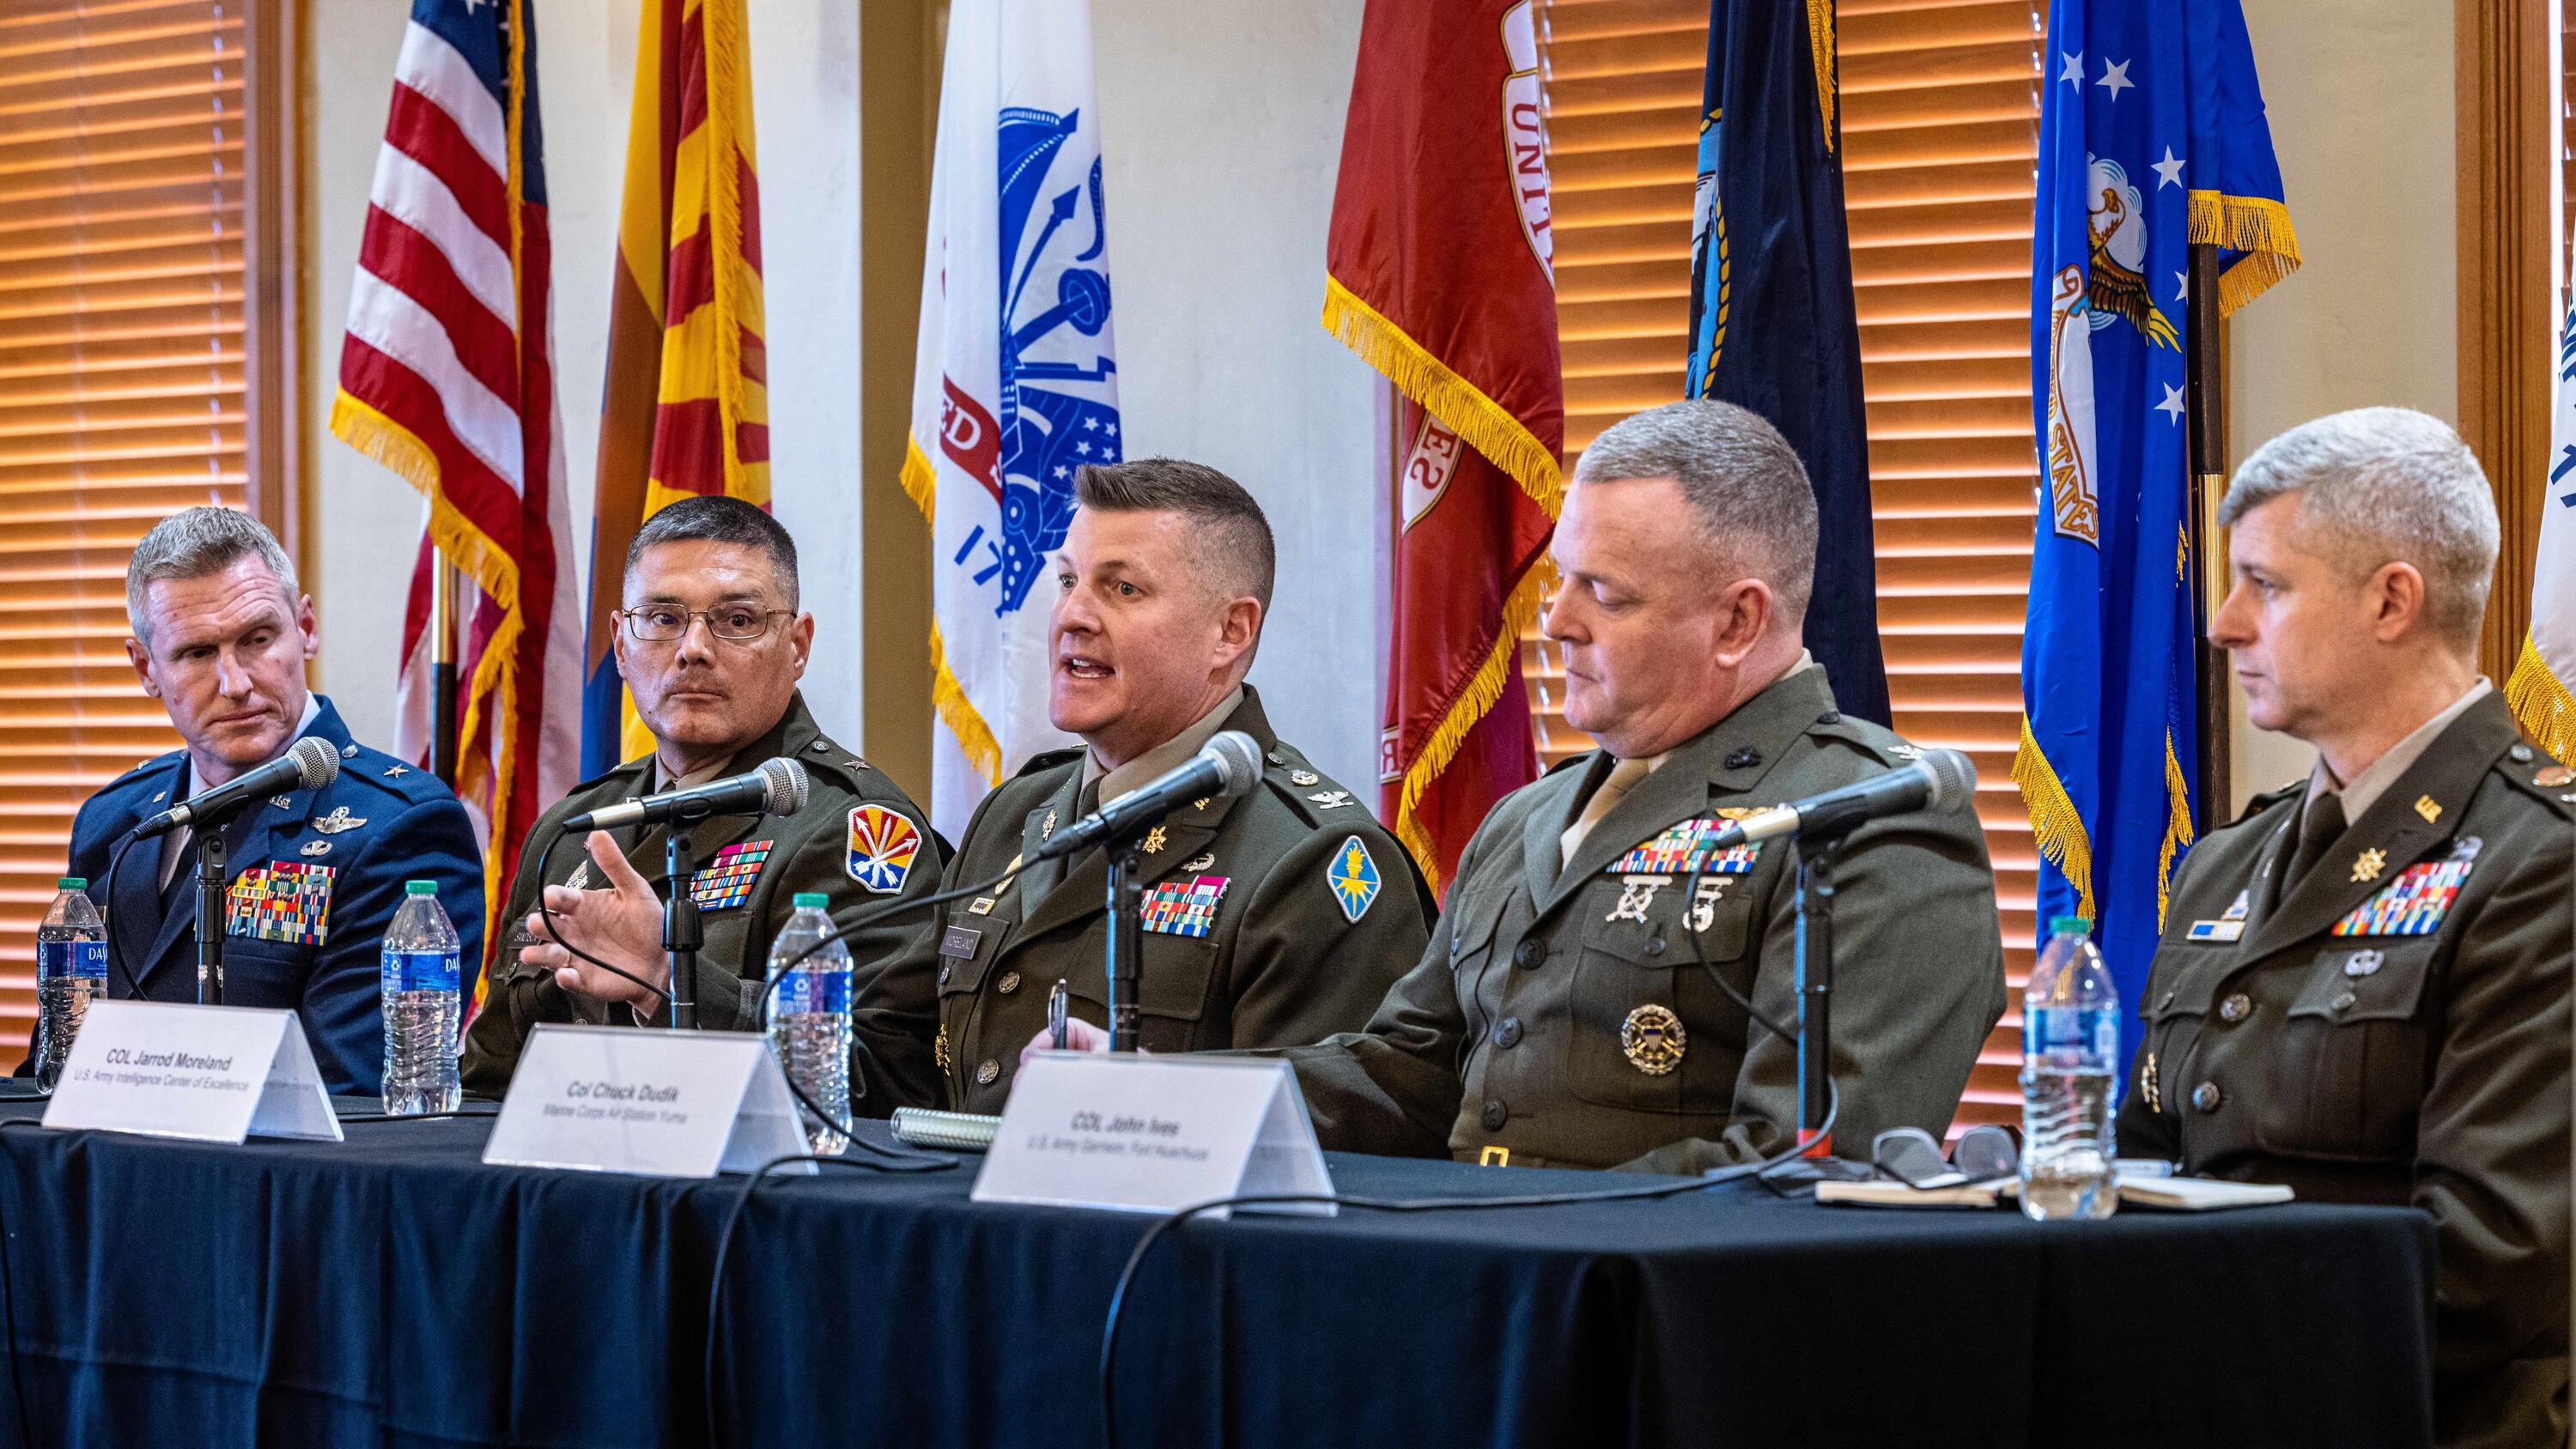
[905,0,1121,836]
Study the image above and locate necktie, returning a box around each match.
[1560,757,1653,871]
[2281,791,2348,898]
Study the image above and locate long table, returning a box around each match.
[0,1099,2434,1448]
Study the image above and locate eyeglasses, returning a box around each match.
[617,604,792,643]
[1871,1125,2020,1188]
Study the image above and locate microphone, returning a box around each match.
[562,757,810,833]
[1032,730,1264,863]
[129,736,340,840]
[1705,748,1977,849]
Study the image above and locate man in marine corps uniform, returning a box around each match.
[849,459,1431,1114]
[2117,409,2568,1449]
[1042,403,2007,1173]
[461,498,940,1095]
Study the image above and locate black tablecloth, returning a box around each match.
[0,1101,2434,1449]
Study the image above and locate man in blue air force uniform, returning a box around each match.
[58,508,483,1096]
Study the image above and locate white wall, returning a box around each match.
[2222,0,2456,808]
[301,0,1382,791]
[1088,0,1380,790]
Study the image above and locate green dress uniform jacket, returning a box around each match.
[2117,693,2571,1449]
[460,692,943,1097]
[848,687,1433,1115]
[1274,666,2008,1173]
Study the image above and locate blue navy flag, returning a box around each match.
[1684,0,1887,726]
[2019,0,2297,1072]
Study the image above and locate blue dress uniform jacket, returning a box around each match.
[64,696,484,1097]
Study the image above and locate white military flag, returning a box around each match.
[903,0,1123,836]
[2509,299,2576,761]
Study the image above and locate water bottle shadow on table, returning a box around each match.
[2020,915,2119,1222]
[381,879,462,1115]
[35,877,106,1094]
[767,893,850,1156]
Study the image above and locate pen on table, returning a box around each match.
[1048,978,1069,1050]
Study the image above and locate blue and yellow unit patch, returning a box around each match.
[1608,818,1760,876]
[2332,858,2472,937]
[1327,834,1380,923]
[690,840,774,911]
[1140,874,1229,938]
[226,862,335,946]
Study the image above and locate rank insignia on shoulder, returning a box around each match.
[1327,835,1381,923]
[1886,743,1923,761]
[2333,857,2473,937]
[226,862,334,947]
[2538,765,2576,788]
[847,805,923,894]
[1308,791,1356,810]
[1609,818,1759,876]
[1139,875,1229,938]
[384,765,409,778]
[690,840,774,911]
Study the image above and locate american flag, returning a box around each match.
[328,0,581,1009]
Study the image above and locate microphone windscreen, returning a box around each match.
[289,735,342,791]
[759,757,811,816]
[1203,731,1263,799]
[1917,748,1977,812]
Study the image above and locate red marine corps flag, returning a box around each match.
[1324,0,1564,895]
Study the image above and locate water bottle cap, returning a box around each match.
[57,877,83,890]
[405,881,439,896]
[2049,915,2092,936]
[792,892,829,910]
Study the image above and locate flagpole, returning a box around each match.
[2184,241,2230,831]
[431,560,459,787]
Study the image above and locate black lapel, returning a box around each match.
[2239,695,2515,961]
[105,758,183,995]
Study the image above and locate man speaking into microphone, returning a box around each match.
[63,507,482,1096]
[848,459,1432,1115]
[1238,403,2004,1173]
[460,498,939,1094]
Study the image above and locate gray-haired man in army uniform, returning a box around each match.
[849,458,1432,1115]
[461,497,941,1095]
[2117,408,2568,1449]
[1042,402,2007,1173]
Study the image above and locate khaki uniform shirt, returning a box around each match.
[2117,693,2572,1449]
[849,686,1433,1114]
[1276,666,2008,1173]
[461,692,942,1096]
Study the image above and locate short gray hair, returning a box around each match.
[624,494,800,609]
[1572,400,1819,621]
[2221,407,2499,652]
[126,507,299,645]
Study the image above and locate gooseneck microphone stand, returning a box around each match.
[195,829,228,1006]
[1790,838,1844,1158]
[1103,823,1153,1053]
[665,832,701,1030]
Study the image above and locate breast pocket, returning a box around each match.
[2257,940,2437,1162]
[1060,930,1213,1054]
[1565,876,1753,1115]
[213,936,312,1010]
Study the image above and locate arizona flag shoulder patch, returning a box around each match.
[846,804,923,895]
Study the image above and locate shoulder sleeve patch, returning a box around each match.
[844,803,925,894]
[1326,834,1382,923]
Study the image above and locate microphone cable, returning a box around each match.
[99,828,147,1001]
[1095,1082,1838,1449]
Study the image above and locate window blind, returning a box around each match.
[1536,0,2044,1131]
[0,0,254,1061]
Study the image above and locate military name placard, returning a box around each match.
[44,1000,341,1144]
[483,1026,811,1179]
[972,1053,1334,1219]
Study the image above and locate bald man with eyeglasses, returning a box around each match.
[460,496,943,1097]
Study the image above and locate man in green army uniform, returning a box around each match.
[1041,402,2007,1173]
[848,458,1431,1114]
[2117,409,2568,1449]
[461,497,941,1095]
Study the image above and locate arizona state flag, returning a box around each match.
[582,0,771,773]
[2021,0,2296,1068]
[1325,0,1562,894]
[1683,0,1887,726]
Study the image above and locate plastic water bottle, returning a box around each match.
[2020,915,2120,1220]
[34,878,106,1094]
[380,880,462,1115]
[767,893,851,1155]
